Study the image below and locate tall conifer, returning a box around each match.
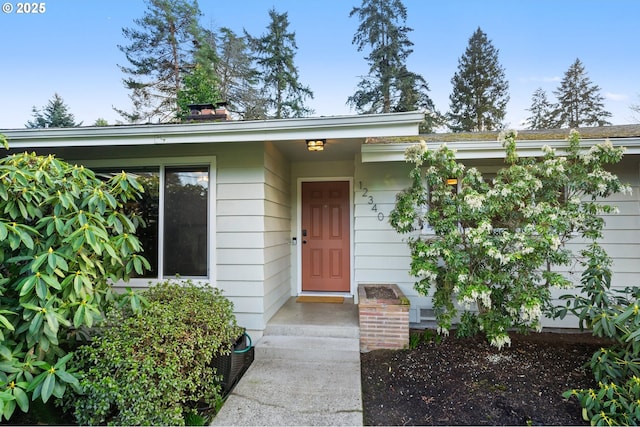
[448,27,509,132]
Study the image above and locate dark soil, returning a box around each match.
[361,330,613,426]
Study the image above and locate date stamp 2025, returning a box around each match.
[2,2,46,14]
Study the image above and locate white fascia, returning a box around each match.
[1,111,424,149]
[361,137,640,163]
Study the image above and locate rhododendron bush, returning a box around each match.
[390,130,630,348]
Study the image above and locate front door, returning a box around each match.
[301,181,350,292]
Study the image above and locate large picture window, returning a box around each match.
[94,158,215,283]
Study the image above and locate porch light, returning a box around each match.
[306,139,325,151]
[446,178,458,185]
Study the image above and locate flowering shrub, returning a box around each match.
[390,130,629,348]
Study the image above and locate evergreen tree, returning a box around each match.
[348,0,441,132]
[247,8,314,119]
[26,93,81,128]
[553,58,612,128]
[214,27,268,120]
[448,27,510,132]
[115,0,205,123]
[177,27,222,118]
[525,87,558,129]
[631,95,640,123]
[93,118,109,127]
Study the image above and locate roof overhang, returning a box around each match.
[362,125,640,163]
[1,111,425,149]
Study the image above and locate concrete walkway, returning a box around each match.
[211,297,362,426]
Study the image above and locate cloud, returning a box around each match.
[604,92,629,102]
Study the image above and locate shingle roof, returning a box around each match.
[365,124,640,144]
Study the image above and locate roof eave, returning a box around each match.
[2,111,425,149]
[361,136,640,163]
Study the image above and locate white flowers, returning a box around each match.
[464,193,485,210]
[404,140,428,165]
[520,303,542,323]
[458,288,492,310]
[490,334,512,351]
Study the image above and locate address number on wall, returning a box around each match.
[359,181,385,222]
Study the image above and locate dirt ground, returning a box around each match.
[360,330,613,426]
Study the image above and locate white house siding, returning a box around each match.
[354,153,640,329]
[353,155,431,315]
[215,142,274,334]
[262,142,292,330]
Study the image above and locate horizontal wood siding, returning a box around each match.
[354,158,417,303]
[215,143,269,332]
[263,142,292,324]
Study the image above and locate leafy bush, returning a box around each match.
[559,245,640,425]
[0,149,149,420]
[390,130,629,348]
[69,280,243,426]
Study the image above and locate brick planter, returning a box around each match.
[358,283,410,352]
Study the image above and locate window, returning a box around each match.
[92,157,215,284]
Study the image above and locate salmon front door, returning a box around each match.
[301,181,350,292]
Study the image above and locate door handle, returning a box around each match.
[303,240,307,244]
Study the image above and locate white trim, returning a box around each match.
[80,156,217,288]
[2,111,424,148]
[296,177,355,297]
[361,137,640,163]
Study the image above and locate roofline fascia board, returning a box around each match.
[361,137,640,163]
[1,111,425,149]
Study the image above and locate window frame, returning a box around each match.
[81,156,217,288]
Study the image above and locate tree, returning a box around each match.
[115,0,205,123]
[525,87,558,129]
[0,151,149,420]
[214,27,268,120]
[247,8,314,119]
[348,0,441,133]
[448,27,510,132]
[176,27,222,120]
[390,130,629,348]
[553,58,612,128]
[26,93,81,128]
[629,94,640,123]
[93,118,109,127]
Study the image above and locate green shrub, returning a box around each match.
[558,244,640,425]
[0,149,149,420]
[68,280,243,426]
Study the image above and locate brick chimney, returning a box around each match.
[185,101,230,122]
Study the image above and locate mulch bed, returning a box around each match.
[361,330,613,426]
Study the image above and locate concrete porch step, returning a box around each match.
[255,335,360,362]
[263,322,360,339]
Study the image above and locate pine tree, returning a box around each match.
[26,93,81,128]
[525,88,558,129]
[247,9,313,119]
[448,27,510,132]
[115,0,205,123]
[553,58,612,128]
[348,0,441,132]
[176,27,222,120]
[214,28,268,120]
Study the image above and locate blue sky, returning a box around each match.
[0,0,638,130]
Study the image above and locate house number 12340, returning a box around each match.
[359,181,385,221]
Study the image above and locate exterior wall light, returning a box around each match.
[306,139,325,151]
